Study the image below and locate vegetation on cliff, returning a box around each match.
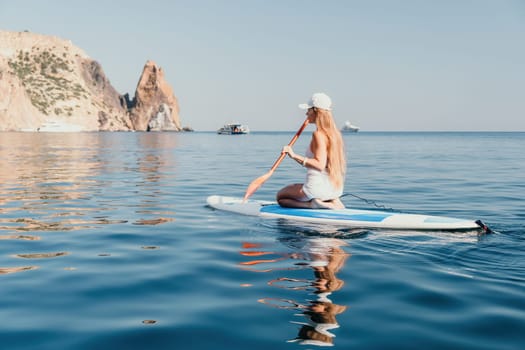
[7,47,87,116]
[0,30,185,132]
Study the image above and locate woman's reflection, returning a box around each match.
[288,238,348,346]
[241,237,349,346]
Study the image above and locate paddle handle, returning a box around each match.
[268,118,309,172]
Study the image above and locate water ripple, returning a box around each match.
[0,132,524,349]
[0,266,39,274]
[14,252,69,259]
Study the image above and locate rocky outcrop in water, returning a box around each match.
[147,103,179,131]
[127,61,181,131]
[0,31,185,132]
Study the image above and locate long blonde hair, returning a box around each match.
[314,108,346,189]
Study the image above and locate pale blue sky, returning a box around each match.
[1,0,524,131]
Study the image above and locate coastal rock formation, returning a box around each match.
[147,103,179,131]
[0,31,184,132]
[127,61,181,131]
[81,60,133,130]
[0,31,131,131]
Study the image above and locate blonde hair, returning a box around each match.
[314,108,346,189]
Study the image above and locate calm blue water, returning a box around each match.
[1,131,524,349]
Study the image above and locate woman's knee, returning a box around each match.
[277,184,304,201]
[276,186,287,201]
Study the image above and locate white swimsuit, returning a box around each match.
[302,148,343,201]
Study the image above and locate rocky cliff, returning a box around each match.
[0,31,184,132]
[127,61,181,131]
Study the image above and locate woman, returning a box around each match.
[277,93,346,209]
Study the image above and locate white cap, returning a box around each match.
[299,92,332,111]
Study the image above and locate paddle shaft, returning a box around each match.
[242,118,309,201]
[269,118,310,172]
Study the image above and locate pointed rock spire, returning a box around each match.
[128,61,181,131]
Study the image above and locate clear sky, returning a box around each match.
[1,0,524,131]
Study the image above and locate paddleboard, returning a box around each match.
[206,195,489,232]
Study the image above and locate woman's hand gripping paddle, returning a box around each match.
[243,118,310,201]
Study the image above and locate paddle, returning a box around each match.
[243,118,310,201]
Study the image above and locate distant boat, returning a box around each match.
[341,121,359,132]
[38,121,84,132]
[217,123,249,135]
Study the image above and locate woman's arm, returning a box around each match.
[282,131,327,170]
[282,145,307,166]
[306,131,328,171]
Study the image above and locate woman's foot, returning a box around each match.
[311,198,345,209]
[311,198,331,209]
[332,198,345,209]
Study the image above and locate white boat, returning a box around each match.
[38,121,84,132]
[217,123,249,135]
[341,121,359,132]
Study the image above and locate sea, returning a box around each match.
[0,131,524,350]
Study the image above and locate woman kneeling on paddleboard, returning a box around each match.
[277,93,346,209]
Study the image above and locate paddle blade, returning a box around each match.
[243,171,273,201]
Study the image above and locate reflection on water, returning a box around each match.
[141,245,160,250]
[0,234,41,240]
[0,132,177,274]
[0,266,39,274]
[14,251,69,259]
[240,234,350,347]
[133,218,174,225]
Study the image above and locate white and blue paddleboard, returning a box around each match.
[206,195,489,232]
